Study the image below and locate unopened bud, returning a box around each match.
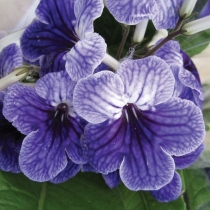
[147,29,168,47]
[103,53,120,71]
[179,0,197,18]
[0,68,29,91]
[133,20,148,43]
[182,16,210,35]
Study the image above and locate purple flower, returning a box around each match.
[105,0,184,29]
[0,92,25,173]
[199,0,210,18]
[73,56,205,191]
[155,40,203,108]
[0,43,23,78]
[0,44,25,173]
[20,0,106,81]
[3,70,86,181]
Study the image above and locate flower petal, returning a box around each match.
[150,172,182,202]
[74,0,104,38]
[117,56,175,107]
[106,0,157,25]
[0,43,22,78]
[36,70,76,105]
[145,97,205,156]
[66,33,106,81]
[19,127,67,182]
[3,83,52,135]
[73,71,125,124]
[153,0,184,29]
[0,92,24,173]
[50,160,80,184]
[199,0,210,18]
[102,170,121,188]
[84,116,175,190]
[155,41,183,66]
[173,143,204,169]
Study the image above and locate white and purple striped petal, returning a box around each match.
[0,43,22,78]
[150,172,182,202]
[117,57,175,108]
[3,84,51,135]
[66,33,106,81]
[74,0,104,38]
[74,71,126,124]
[153,0,184,30]
[106,0,157,25]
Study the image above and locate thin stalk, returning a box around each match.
[144,30,182,57]
[116,25,130,60]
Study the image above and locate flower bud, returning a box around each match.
[147,29,168,47]
[179,0,197,18]
[182,16,210,35]
[0,68,29,91]
[103,53,120,71]
[133,20,148,43]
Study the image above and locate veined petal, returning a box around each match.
[145,97,205,156]
[150,172,182,202]
[66,33,106,81]
[0,92,24,173]
[19,128,68,182]
[106,0,157,25]
[36,70,76,107]
[74,0,104,38]
[102,170,121,188]
[153,0,184,29]
[50,160,80,184]
[73,71,126,124]
[155,41,183,67]
[0,43,22,78]
[117,57,175,108]
[3,83,52,135]
[84,115,175,190]
[199,0,210,18]
[173,143,204,169]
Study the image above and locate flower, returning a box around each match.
[3,70,86,181]
[105,0,184,29]
[0,43,25,173]
[20,0,106,81]
[155,40,203,108]
[73,56,205,191]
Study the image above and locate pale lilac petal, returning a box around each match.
[73,71,125,124]
[117,56,175,108]
[74,0,104,38]
[19,128,67,182]
[36,70,76,105]
[106,0,157,25]
[150,172,181,202]
[155,41,183,67]
[66,33,106,81]
[173,143,204,169]
[0,43,22,78]
[153,0,184,29]
[3,83,52,135]
[50,160,80,184]
[102,170,121,188]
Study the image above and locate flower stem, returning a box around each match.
[116,25,130,60]
[144,30,182,57]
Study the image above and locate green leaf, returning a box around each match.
[182,169,210,210]
[0,171,186,210]
[175,29,210,57]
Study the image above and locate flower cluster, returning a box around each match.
[0,0,209,203]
